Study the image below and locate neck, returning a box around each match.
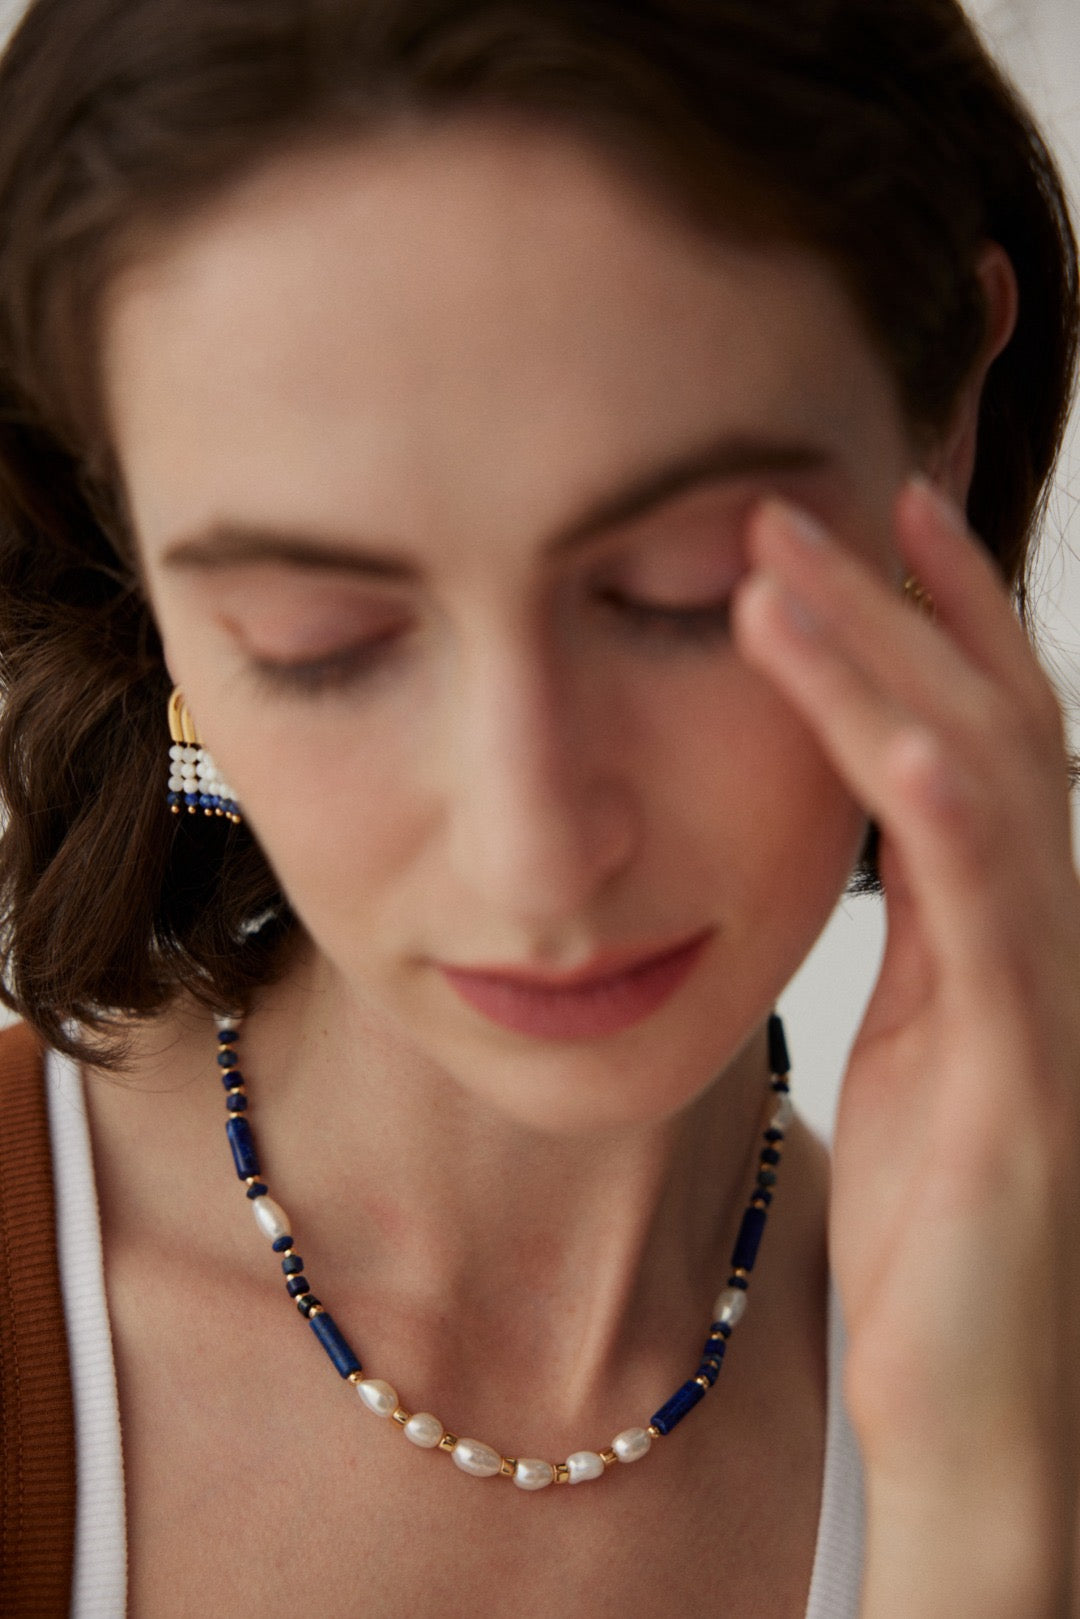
[85,941,830,1455]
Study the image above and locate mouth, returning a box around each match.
[436,928,715,1040]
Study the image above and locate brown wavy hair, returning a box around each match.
[0,0,1076,1062]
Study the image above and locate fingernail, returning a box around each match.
[768,499,829,548]
[763,575,819,637]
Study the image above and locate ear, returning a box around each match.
[925,242,1019,502]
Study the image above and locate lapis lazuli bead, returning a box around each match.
[764,1128,784,1144]
[756,1168,777,1188]
[760,1147,781,1166]
[297,1294,321,1317]
[217,1050,239,1068]
[767,1013,790,1075]
[756,1189,774,1207]
[282,1254,303,1275]
[184,793,198,806]
[726,1274,748,1291]
[286,1275,310,1297]
[217,1028,239,1044]
[221,1069,243,1089]
[271,1235,293,1253]
[697,1359,721,1387]
[226,1116,260,1179]
[166,793,179,807]
[651,1378,706,1435]
[226,1093,248,1112]
[309,1310,362,1378]
[731,1206,768,1274]
[245,1182,268,1199]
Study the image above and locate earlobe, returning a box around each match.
[927,241,1020,503]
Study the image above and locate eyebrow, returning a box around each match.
[160,433,832,579]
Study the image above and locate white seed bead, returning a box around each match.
[514,1458,554,1491]
[168,776,184,792]
[770,1094,794,1132]
[566,1450,605,1483]
[356,1379,398,1417]
[250,1195,291,1244]
[451,1438,503,1478]
[712,1286,748,1328]
[612,1427,651,1464]
[403,1412,444,1449]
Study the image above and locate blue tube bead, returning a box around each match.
[225,1116,260,1179]
[730,1206,768,1274]
[309,1310,363,1378]
[651,1378,706,1435]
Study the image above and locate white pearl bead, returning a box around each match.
[403,1412,444,1449]
[169,745,183,760]
[612,1427,651,1464]
[566,1450,605,1483]
[770,1094,794,1132]
[356,1379,398,1417]
[251,1196,291,1243]
[514,1458,554,1491]
[712,1286,748,1328]
[451,1438,503,1478]
[168,776,184,792]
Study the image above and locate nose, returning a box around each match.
[442,635,637,926]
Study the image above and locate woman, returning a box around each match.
[0,0,1077,1613]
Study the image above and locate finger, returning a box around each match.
[896,478,1064,734]
[746,498,1010,764]
[733,571,1018,984]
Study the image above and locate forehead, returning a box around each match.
[102,120,908,561]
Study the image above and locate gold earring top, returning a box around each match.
[902,575,935,618]
[167,688,203,747]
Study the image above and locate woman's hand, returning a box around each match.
[733,478,1080,1619]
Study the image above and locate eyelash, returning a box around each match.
[249,591,732,697]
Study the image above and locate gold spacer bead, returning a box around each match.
[499,1458,516,1478]
[732,1268,749,1280]
[554,1464,570,1484]
[702,1358,721,1372]
[751,1198,767,1210]
[694,1377,711,1391]
[437,1433,458,1452]
[600,1449,618,1467]
[647,1425,662,1439]
[306,1304,325,1318]
[391,1408,410,1426]
[243,1176,258,1186]
[347,1371,363,1385]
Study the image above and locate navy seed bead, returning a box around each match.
[217,1028,239,1044]
[271,1235,293,1253]
[309,1310,362,1379]
[726,1274,748,1291]
[760,1147,781,1166]
[282,1254,304,1275]
[226,1093,248,1112]
[217,1050,239,1068]
[756,1167,777,1188]
[225,1116,260,1179]
[710,1321,733,1339]
[703,1335,728,1360]
[754,1189,774,1207]
[696,1359,721,1387]
[245,1182,269,1199]
[764,1128,784,1144]
[296,1294,321,1316]
[767,1013,790,1076]
[730,1205,768,1274]
[286,1275,311,1298]
[651,1379,706,1436]
[771,1078,790,1094]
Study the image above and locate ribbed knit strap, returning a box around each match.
[0,1022,76,1618]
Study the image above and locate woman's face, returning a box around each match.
[103,120,914,1132]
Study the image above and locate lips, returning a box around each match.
[437,929,713,1040]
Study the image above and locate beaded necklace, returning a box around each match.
[216,1010,793,1491]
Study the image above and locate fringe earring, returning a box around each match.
[167,689,242,823]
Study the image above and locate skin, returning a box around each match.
[89,120,1080,1615]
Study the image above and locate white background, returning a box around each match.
[0,0,1077,1132]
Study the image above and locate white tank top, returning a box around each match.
[46,1048,865,1617]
